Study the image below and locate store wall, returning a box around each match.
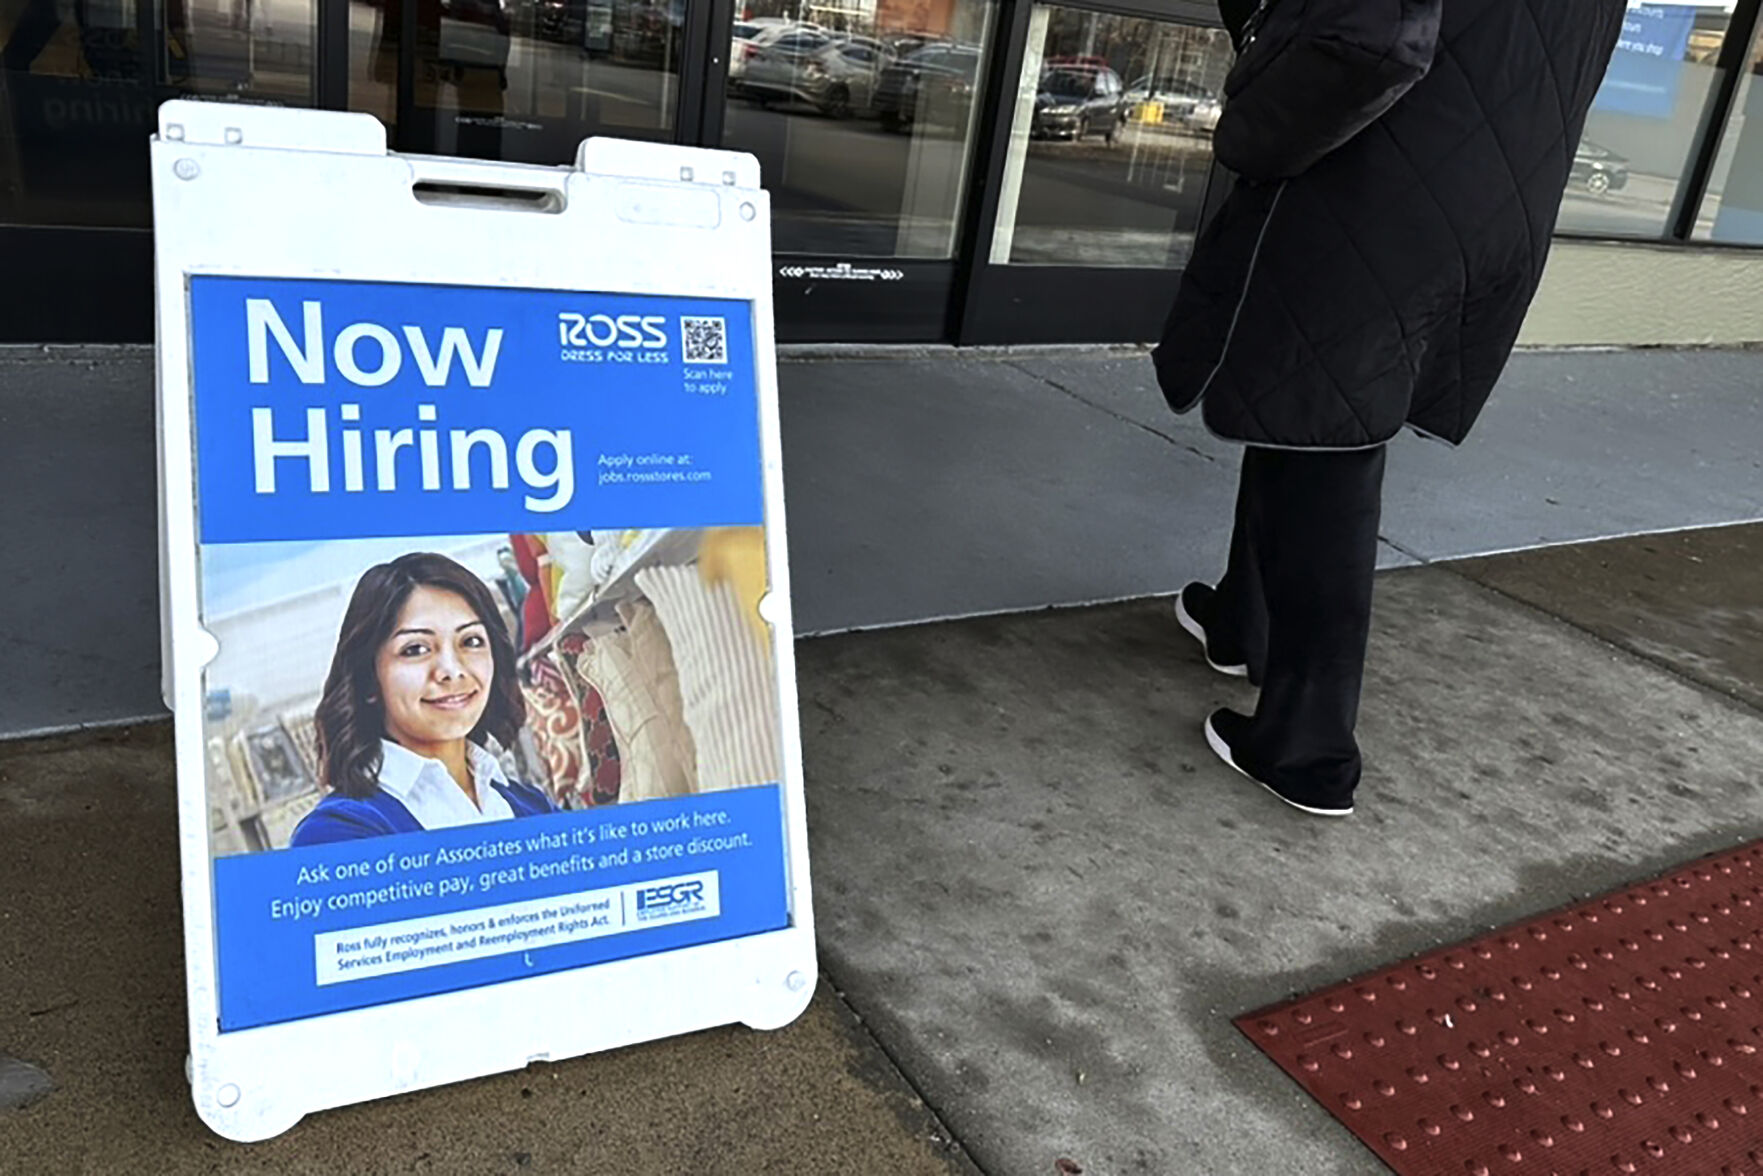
[1522,241,1763,348]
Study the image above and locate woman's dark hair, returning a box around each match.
[316,552,526,799]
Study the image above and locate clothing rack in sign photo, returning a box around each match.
[507,527,782,821]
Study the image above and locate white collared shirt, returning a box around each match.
[376,739,515,830]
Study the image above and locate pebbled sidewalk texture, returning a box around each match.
[4,522,1759,1172]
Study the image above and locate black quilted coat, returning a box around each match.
[1153,0,1626,449]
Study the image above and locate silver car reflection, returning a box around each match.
[742,33,897,118]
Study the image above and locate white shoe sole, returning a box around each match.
[1204,714,1354,818]
[1175,592,1250,678]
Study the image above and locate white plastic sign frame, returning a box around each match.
[151,100,814,1141]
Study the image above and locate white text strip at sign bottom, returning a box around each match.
[313,872,721,986]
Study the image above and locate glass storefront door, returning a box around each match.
[18,0,1763,347]
[2,0,325,336]
[2,0,1235,343]
[1,0,320,228]
[955,0,1232,343]
[718,0,1001,340]
[989,6,1229,267]
[349,0,689,160]
[721,1,994,257]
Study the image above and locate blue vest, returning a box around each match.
[289,779,555,847]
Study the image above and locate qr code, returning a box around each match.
[681,316,728,364]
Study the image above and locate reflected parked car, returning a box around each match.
[729,17,800,85]
[872,42,983,133]
[881,31,938,59]
[803,38,897,117]
[1125,76,1205,116]
[1572,140,1630,196]
[729,20,763,83]
[742,32,894,117]
[1032,64,1126,143]
[1125,74,1222,131]
[739,26,835,103]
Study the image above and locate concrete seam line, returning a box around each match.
[1431,561,1763,724]
[0,713,169,746]
[1415,514,1763,565]
[797,596,1151,641]
[1376,533,1429,565]
[820,974,993,1176]
[1001,360,1220,465]
[0,344,154,361]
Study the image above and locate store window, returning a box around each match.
[988,5,1231,268]
[1,0,317,227]
[720,0,997,258]
[1558,4,1735,239]
[351,0,682,163]
[1694,22,1763,243]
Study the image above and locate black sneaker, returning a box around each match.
[1175,583,1249,678]
[1203,708,1355,818]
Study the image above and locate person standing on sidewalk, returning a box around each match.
[1154,0,1626,817]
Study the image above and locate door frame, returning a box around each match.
[0,0,1222,343]
[728,2,1006,343]
[707,0,1228,344]
[948,0,1225,345]
[375,0,727,156]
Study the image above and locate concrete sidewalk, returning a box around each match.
[0,724,977,1174]
[4,345,1761,736]
[4,522,1760,1173]
[4,342,1762,1170]
[799,523,1763,1173]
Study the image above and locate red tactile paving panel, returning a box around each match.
[1236,843,1763,1175]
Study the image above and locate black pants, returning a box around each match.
[1211,445,1386,805]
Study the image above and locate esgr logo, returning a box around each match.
[632,874,717,924]
[557,312,668,349]
[638,880,704,912]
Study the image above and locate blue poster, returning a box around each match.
[190,277,791,1033]
[190,276,766,543]
[1594,4,1697,119]
[213,789,789,1030]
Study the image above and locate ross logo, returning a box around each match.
[557,312,669,350]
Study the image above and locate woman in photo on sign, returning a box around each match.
[290,552,555,845]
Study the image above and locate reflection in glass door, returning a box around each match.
[991,5,1231,268]
[955,1,1233,343]
[720,0,997,259]
[351,0,685,162]
[1,0,318,227]
[163,0,318,103]
[1559,7,1739,240]
[1698,29,1763,243]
